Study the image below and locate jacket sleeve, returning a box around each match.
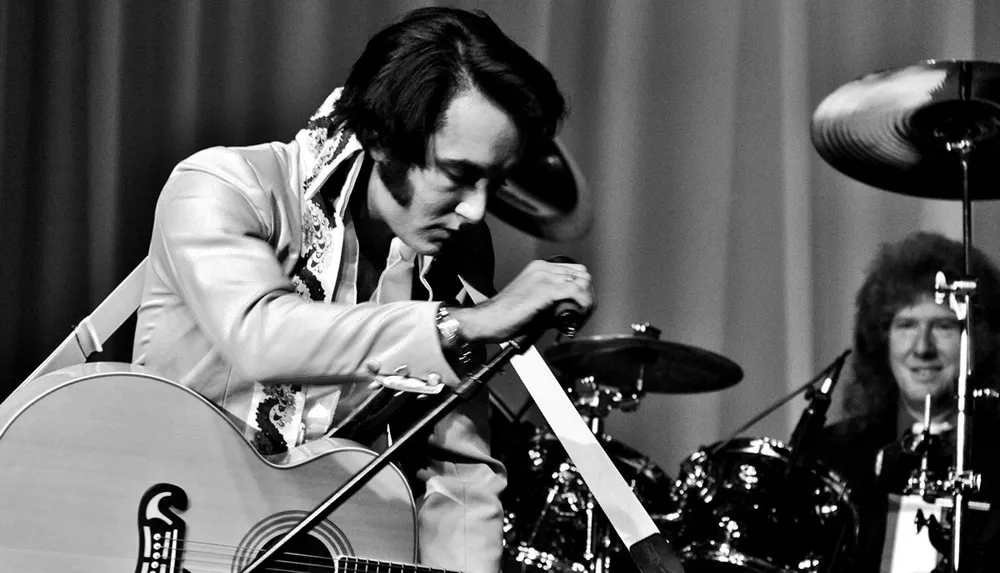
[148,148,459,385]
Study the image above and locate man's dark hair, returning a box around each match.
[331,7,566,167]
[846,231,1000,419]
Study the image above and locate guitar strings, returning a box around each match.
[156,537,447,573]
[148,538,339,572]
[146,538,458,573]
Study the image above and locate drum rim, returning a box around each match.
[508,543,589,573]
[682,435,863,552]
[681,540,780,573]
[704,435,854,495]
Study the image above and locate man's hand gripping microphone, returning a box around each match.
[547,255,586,338]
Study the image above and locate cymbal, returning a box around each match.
[490,137,593,241]
[543,334,744,394]
[812,59,1000,200]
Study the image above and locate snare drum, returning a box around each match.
[664,437,857,573]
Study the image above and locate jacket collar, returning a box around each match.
[294,87,364,207]
[293,87,443,283]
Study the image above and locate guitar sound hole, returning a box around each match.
[257,534,334,572]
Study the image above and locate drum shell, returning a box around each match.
[500,429,676,573]
[665,437,857,573]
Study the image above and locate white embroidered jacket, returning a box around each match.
[132,89,505,573]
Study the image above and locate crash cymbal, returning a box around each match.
[543,333,744,394]
[812,59,1000,200]
[490,137,593,241]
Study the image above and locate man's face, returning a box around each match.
[888,296,962,417]
[371,88,521,256]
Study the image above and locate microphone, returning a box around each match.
[546,255,585,337]
[787,349,852,462]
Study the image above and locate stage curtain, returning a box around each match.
[2,0,998,474]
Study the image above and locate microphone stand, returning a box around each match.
[240,329,544,573]
[786,349,851,467]
[710,350,848,456]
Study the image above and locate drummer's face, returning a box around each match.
[888,296,961,416]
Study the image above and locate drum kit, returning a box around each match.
[496,322,855,573]
[496,59,1000,573]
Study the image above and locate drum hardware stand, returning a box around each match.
[571,381,636,573]
[933,267,981,572]
[908,395,952,560]
[580,410,611,573]
[904,395,948,500]
[561,367,651,573]
[913,80,999,569]
[931,123,985,570]
[538,324,665,573]
[569,375,643,415]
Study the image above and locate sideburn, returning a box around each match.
[375,157,414,208]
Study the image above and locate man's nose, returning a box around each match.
[913,324,936,356]
[454,184,488,224]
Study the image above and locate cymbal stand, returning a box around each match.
[934,139,981,572]
[905,395,945,499]
[568,378,645,573]
[580,411,611,573]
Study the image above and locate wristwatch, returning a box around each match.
[435,305,472,364]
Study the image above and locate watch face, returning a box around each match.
[439,318,461,346]
[436,307,460,348]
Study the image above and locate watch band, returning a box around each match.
[435,305,472,364]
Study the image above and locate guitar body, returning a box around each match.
[0,363,418,572]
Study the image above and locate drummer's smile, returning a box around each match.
[907,365,943,383]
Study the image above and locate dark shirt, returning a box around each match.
[818,410,1000,572]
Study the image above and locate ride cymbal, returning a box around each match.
[543,333,744,394]
[812,59,1000,200]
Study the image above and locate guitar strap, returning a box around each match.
[457,279,675,558]
[22,258,149,386]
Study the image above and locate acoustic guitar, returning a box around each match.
[0,363,444,573]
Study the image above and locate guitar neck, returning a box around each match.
[337,555,460,573]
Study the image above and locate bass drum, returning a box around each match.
[664,437,857,573]
[500,428,677,573]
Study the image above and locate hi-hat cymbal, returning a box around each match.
[812,59,1000,200]
[543,334,744,394]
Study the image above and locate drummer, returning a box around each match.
[820,231,1000,572]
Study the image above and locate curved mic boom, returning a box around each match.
[787,349,852,461]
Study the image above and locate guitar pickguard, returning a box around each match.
[135,483,189,573]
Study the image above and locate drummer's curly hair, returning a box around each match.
[846,231,1000,420]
